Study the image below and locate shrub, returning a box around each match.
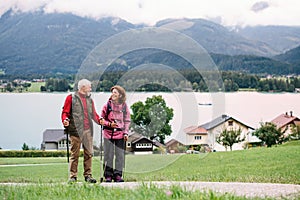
[0,150,83,157]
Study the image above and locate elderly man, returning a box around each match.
[61,79,101,183]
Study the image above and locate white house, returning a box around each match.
[184,114,256,151]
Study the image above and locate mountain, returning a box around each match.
[211,53,295,75]
[156,18,279,56]
[0,12,299,76]
[235,26,300,53]
[0,11,134,75]
[274,45,300,66]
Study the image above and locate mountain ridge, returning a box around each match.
[0,11,300,76]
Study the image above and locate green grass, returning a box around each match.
[0,183,273,200]
[238,88,257,92]
[0,142,299,184]
[27,82,45,92]
[0,141,299,199]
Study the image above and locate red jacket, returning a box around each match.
[61,93,101,130]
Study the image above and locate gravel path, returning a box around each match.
[1,181,300,198]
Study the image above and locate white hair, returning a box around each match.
[77,79,91,90]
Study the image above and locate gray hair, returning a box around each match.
[77,79,91,90]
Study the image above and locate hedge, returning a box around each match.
[0,150,82,157]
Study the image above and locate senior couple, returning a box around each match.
[61,79,130,183]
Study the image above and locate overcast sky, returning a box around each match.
[0,0,300,27]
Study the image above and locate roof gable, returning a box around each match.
[200,114,254,130]
[132,137,153,144]
[201,114,231,130]
[271,113,300,128]
[43,129,65,143]
[184,126,207,134]
[165,139,184,147]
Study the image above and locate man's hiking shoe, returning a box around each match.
[114,175,124,182]
[68,177,77,183]
[85,176,97,183]
[105,176,112,183]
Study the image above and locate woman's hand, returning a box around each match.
[110,121,118,128]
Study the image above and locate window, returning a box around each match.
[194,136,202,140]
[58,139,70,148]
[136,143,152,148]
[228,120,233,126]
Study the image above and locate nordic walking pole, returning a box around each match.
[123,135,127,180]
[65,129,69,163]
[64,127,70,181]
[100,119,104,183]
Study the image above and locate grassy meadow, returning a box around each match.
[0,141,299,199]
[27,82,45,92]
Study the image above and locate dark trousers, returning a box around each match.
[103,138,125,178]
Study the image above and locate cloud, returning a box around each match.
[0,0,300,26]
[0,0,49,14]
[251,1,270,12]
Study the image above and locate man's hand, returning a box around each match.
[63,119,70,127]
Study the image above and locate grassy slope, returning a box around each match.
[0,142,299,200]
[0,141,299,184]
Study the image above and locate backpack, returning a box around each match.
[105,101,127,121]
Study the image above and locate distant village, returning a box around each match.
[41,111,300,154]
[0,79,45,92]
[1,73,300,93]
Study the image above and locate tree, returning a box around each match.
[40,85,47,92]
[253,122,286,147]
[217,128,245,151]
[22,143,29,150]
[130,95,174,144]
[45,78,70,92]
[291,125,300,140]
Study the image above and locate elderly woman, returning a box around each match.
[100,85,131,182]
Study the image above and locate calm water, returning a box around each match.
[0,92,299,150]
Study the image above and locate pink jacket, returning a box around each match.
[101,99,131,140]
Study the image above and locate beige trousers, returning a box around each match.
[69,129,93,178]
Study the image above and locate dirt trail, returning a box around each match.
[100,181,300,198]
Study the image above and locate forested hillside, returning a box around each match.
[1,11,300,77]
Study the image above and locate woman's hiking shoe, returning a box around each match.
[68,177,77,183]
[114,175,124,182]
[85,176,97,183]
[105,176,112,182]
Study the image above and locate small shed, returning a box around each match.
[41,129,69,150]
[165,139,185,153]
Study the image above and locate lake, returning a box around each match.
[0,92,299,150]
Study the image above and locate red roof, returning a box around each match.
[184,126,207,134]
[271,113,300,128]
